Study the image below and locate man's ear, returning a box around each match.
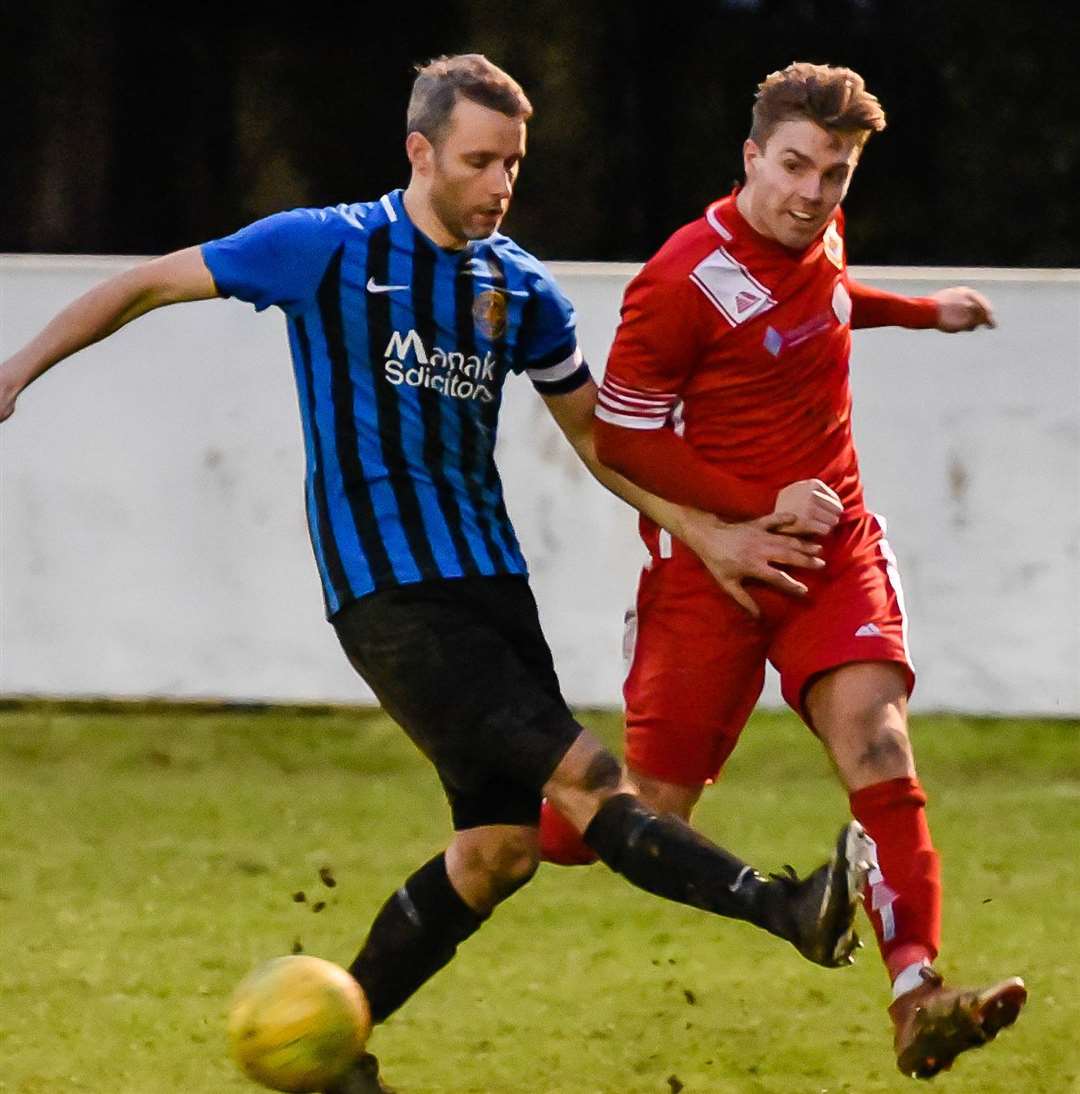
[406,131,435,176]
[742,137,762,181]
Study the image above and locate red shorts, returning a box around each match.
[623,512,915,787]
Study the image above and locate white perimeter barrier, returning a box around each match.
[1,257,1077,715]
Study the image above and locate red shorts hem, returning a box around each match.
[624,745,729,789]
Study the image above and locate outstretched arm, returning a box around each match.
[0,246,219,422]
[542,379,825,616]
[849,279,995,332]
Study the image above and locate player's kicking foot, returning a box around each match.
[890,968,1027,1079]
[324,1051,396,1094]
[762,821,873,967]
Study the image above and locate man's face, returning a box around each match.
[425,97,526,244]
[741,119,862,249]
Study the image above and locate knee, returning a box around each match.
[491,831,541,889]
[543,733,637,834]
[851,717,914,781]
[581,749,623,793]
[630,770,701,821]
[459,830,540,902]
[808,665,915,788]
[547,744,623,797]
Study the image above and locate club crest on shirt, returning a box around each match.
[824,220,844,269]
[690,248,776,327]
[473,289,508,341]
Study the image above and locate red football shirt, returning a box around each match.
[596,191,936,543]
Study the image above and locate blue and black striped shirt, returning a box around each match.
[202,189,589,616]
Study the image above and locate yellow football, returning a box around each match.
[227,955,371,1092]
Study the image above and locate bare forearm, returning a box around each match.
[542,379,758,540]
[0,271,163,397]
[570,427,704,541]
[0,247,218,405]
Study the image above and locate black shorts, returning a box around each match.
[332,575,582,830]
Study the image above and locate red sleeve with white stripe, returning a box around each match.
[595,265,778,521]
[596,375,679,430]
[600,267,699,415]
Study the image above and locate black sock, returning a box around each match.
[584,793,779,928]
[349,854,486,1023]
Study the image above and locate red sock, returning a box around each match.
[849,776,940,981]
[538,799,598,866]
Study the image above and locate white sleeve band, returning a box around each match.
[526,346,583,383]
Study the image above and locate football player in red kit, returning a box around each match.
[540,62,1026,1079]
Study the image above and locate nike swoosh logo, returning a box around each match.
[728,865,755,892]
[367,277,409,294]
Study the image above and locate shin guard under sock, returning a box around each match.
[583,793,775,927]
[849,776,941,979]
[349,854,486,1022]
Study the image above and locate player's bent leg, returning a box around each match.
[804,662,1027,1072]
[538,766,702,866]
[445,824,540,913]
[346,825,538,1029]
[542,729,637,829]
[347,851,490,1028]
[805,661,916,793]
[806,662,940,975]
[543,730,869,967]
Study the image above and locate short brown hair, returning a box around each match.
[407,54,533,144]
[750,62,886,149]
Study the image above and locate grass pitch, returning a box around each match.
[1,704,1077,1093]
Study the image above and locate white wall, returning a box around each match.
[2,257,1077,715]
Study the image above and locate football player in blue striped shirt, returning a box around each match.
[0,54,863,1092]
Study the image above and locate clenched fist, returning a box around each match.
[773,479,843,538]
[931,286,995,332]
